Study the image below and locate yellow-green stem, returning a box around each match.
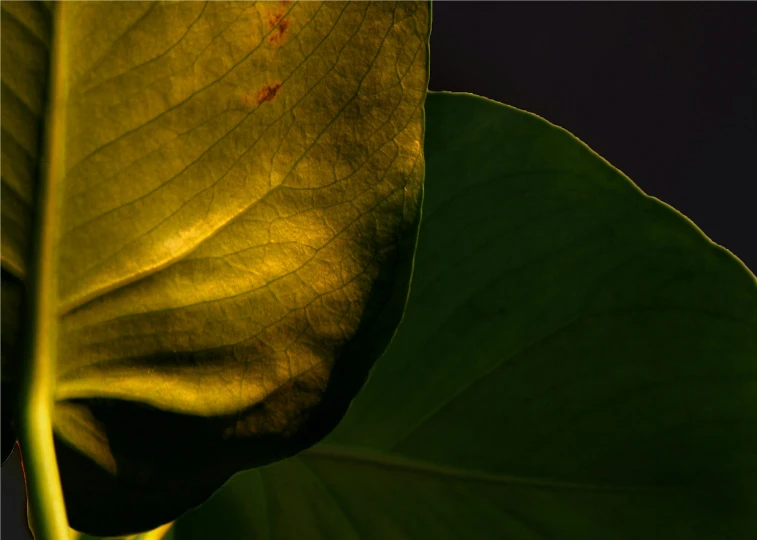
[17,2,70,539]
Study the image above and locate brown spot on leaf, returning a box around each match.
[268,16,290,46]
[266,5,290,47]
[256,82,282,105]
[268,9,284,28]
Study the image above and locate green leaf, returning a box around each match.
[1,1,429,535]
[168,91,757,539]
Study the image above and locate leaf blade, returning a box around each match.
[2,0,429,536]
[51,1,426,535]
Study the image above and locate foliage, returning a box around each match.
[2,2,756,539]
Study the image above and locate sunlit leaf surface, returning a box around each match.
[0,1,429,535]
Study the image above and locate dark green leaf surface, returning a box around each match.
[1,1,429,535]
[170,91,757,539]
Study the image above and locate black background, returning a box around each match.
[2,2,755,539]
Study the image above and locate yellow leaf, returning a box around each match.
[2,1,429,535]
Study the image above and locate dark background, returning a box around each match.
[2,2,755,539]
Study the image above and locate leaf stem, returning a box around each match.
[17,2,71,539]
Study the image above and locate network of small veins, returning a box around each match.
[51,1,425,403]
[64,3,417,299]
[62,1,418,286]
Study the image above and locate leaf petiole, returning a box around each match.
[17,2,71,539]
